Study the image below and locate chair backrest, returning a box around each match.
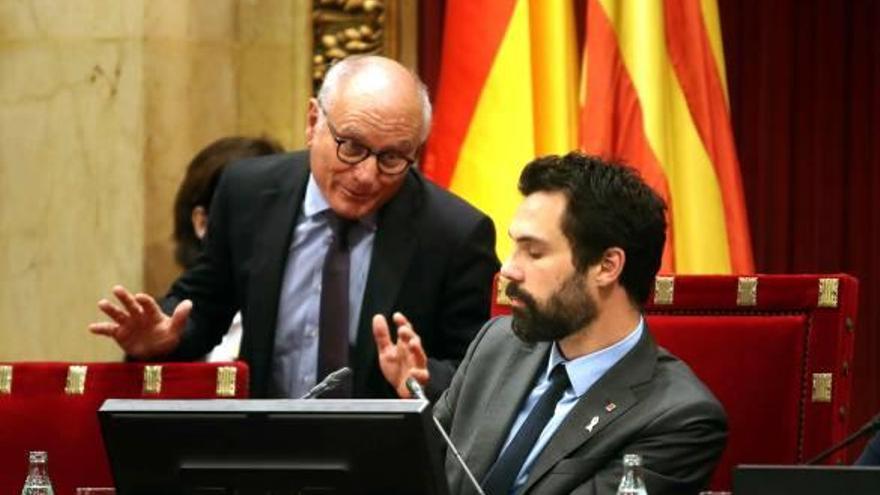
[491,274,859,490]
[0,361,249,494]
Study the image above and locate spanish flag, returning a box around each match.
[581,0,753,273]
[422,0,579,260]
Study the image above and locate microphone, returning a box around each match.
[300,367,352,399]
[406,377,486,495]
[806,412,880,464]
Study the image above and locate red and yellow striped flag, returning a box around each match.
[422,0,579,260]
[580,0,754,273]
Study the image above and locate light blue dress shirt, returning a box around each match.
[503,317,645,493]
[271,174,376,398]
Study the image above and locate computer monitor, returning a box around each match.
[734,464,880,495]
[99,399,449,495]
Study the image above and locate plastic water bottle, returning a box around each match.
[616,453,648,495]
[21,451,55,495]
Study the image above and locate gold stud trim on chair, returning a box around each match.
[216,366,237,397]
[143,365,163,395]
[654,276,675,305]
[818,278,840,308]
[65,365,88,395]
[812,373,833,403]
[737,277,758,306]
[0,365,11,394]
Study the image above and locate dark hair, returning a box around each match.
[173,136,283,268]
[518,152,667,306]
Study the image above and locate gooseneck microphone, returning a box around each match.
[406,377,486,495]
[806,412,880,465]
[300,367,352,399]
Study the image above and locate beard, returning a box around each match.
[506,274,598,344]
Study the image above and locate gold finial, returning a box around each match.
[0,365,12,394]
[143,365,163,395]
[216,366,237,397]
[653,276,675,305]
[65,365,88,395]
[737,277,758,306]
[818,278,840,308]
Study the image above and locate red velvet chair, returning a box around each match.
[0,361,249,494]
[491,274,858,490]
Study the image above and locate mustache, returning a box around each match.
[505,282,537,308]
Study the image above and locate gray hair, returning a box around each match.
[317,55,433,143]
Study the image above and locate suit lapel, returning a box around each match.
[351,171,421,391]
[467,340,551,481]
[521,330,659,493]
[244,154,309,396]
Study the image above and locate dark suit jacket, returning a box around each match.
[435,317,728,495]
[163,151,500,398]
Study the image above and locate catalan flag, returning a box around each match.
[580,0,753,273]
[422,0,579,260]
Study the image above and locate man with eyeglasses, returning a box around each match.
[89,56,500,399]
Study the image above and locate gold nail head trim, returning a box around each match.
[143,365,163,394]
[65,365,88,395]
[496,277,511,306]
[653,276,675,305]
[216,366,237,397]
[812,373,833,402]
[818,278,840,308]
[737,277,758,306]
[0,365,12,394]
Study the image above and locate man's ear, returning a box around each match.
[595,247,625,288]
[305,98,320,145]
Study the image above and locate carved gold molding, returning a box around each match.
[312,0,415,94]
[313,0,387,93]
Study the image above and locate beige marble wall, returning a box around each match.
[0,0,312,360]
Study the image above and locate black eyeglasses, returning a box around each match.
[318,101,416,176]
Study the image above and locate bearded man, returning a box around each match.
[375,152,727,495]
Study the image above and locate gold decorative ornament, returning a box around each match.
[653,276,675,305]
[216,366,237,397]
[143,365,163,395]
[65,365,88,395]
[0,365,11,394]
[812,373,832,403]
[817,278,840,308]
[496,277,511,306]
[312,0,387,93]
[737,277,758,306]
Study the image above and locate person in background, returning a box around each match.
[856,430,880,465]
[90,55,500,399]
[171,136,284,361]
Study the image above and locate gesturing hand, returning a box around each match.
[372,312,430,398]
[89,285,191,359]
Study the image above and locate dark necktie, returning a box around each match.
[482,364,570,495]
[317,214,354,397]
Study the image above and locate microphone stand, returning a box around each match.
[406,377,486,495]
[806,413,880,465]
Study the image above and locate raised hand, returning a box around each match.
[372,312,430,398]
[89,285,191,359]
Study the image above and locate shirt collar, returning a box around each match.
[302,173,378,231]
[548,316,645,397]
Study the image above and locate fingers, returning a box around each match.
[372,314,393,352]
[89,322,119,337]
[113,285,144,320]
[135,293,164,323]
[398,326,428,368]
[168,299,192,335]
[392,311,412,328]
[97,299,129,325]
